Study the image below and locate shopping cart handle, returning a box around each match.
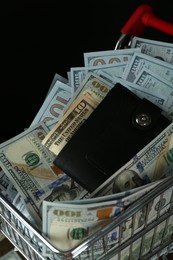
[121,4,173,36]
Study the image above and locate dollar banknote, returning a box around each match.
[43,216,120,259]
[90,122,173,198]
[152,220,167,249]
[119,245,130,260]
[46,72,69,96]
[162,214,173,242]
[63,72,114,116]
[134,68,173,103]
[30,79,72,130]
[0,167,18,203]
[131,237,142,260]
[122,52,173,84]
[133,68,173,117]
[131,36,173,64]
[147,194,165,225]
[42,199,123,251]
[147,186,173,225]
[42,178,166,258]
[43,178,87,203]
[0,168,33,223]
[133,207,146,235]
[70,62,127,92]
[160,187,173,216]
[42,89,98,155]
[64,178,165,208]
[141,228,155,257]
[84,47,141,67]
[95,70,170,117]
[0,122,69,225]
[42,73,114,155]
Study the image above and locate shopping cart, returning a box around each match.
[1,4,173,260]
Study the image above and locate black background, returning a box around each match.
[1,1,173,143]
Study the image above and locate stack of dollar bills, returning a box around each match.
[1,36,173,255]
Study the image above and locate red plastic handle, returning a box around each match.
[121,4,173,36]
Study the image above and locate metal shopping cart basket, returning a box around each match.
[1,4,173,260]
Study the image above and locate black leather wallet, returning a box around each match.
[53,83,171,192]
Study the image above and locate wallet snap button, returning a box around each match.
[135,113,152,127]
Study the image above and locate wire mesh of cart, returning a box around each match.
[1,4,173,260]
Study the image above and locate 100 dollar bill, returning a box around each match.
[42,90,98,155]
[96,70,169,112]
[133,68,173,117]
[122,52,173,84]
[63,72,114,115]
[70,62,126,92]
[0,122,67,225]
[42,199,123,251]
[84,48,141,67]
[42,72,114,155]
[30,79,72,130]
[131,36,173,64]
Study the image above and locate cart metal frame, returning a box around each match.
[1,177,173,259]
